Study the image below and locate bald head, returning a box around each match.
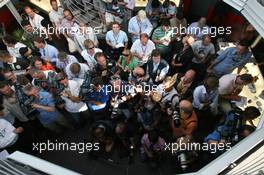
[183,69,196,84]
[180,100,193,116]
[133,66,145,77]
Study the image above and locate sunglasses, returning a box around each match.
[88,47,94,50]
[122,54,129,57]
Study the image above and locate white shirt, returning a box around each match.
[49,7,64,27]
[81,48,102,68]
[73,26,99,53]
[0,119,18,149]
[29,13,45,29]
[124,0,135,10]
[56,55,79,70]
[61,79,88,113]
[7,42,26,58]
[130,39,155,61]
[193,85,219,110]
[128,16,153,42]
[218,74,241,95]
[106,30,128,47]
[66,63,90,80]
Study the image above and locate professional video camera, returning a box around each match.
[175,136,198,172]
[35,72,65,105]
[14,83,39,119]
[166,102,181,127]
[218,108,242,145]
[79,73,95,101]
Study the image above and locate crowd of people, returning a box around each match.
[0,0,262,171]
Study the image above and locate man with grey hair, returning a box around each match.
[128,10,153,42]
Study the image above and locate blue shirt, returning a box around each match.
[35,91,60,125]
[212,47,252,77]
[40,44,59,63]
[105,30,128,47]
[87,86,109,110]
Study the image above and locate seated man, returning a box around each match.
[65,62,90,80]
[105,22,128,60]
[171,100,198,140]
[207,40,252,77]
[130,33,155,65]
[205,106,260,154]
[152,19,172,61]
[218,73,253,114]
[140,130,165,167]
[23,84,73,133]
[193,76,219,115]
[144,49,169,85]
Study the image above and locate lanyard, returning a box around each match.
[141,44,148,56]
[137,20,142,33]
[113,33,119,45]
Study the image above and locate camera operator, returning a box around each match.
[58,72,89,127]
[109,75,137,120]
[170,100,198,140]
[204,106,260,154]
[85,77,110,121]
[22,84,73,133]
[93,52,117,83]
[29,68,56,89]
[0,81,30,122]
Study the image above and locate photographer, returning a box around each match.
[85,77,109,120]
[58,73,89,126]
[93,52,117,83]
[204,106,260,153]
[109,75,136,120]
[171,100,198,140]
[23,84,73,133]
[0,81,30,122]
